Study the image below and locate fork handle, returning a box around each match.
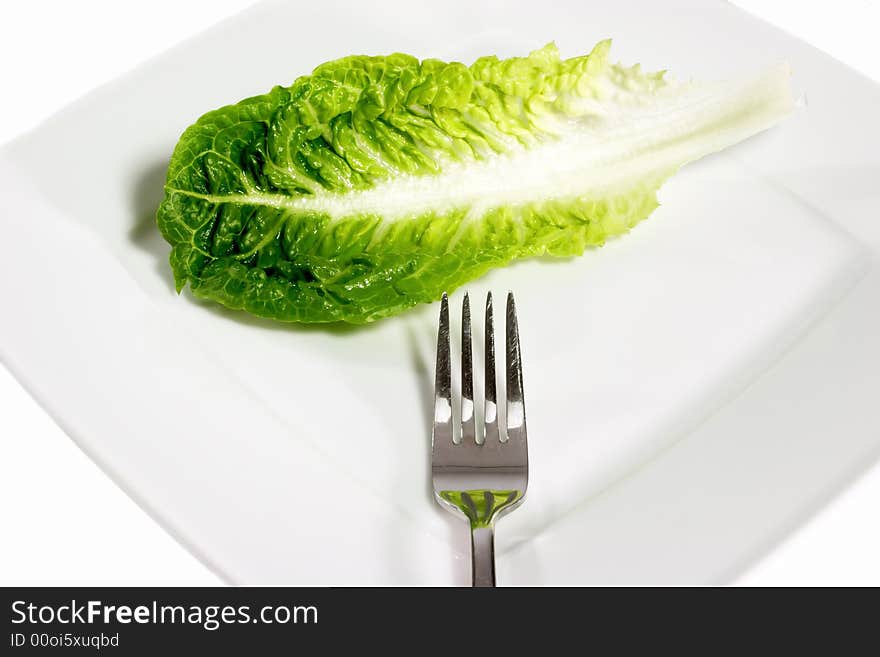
[470,525,496,587]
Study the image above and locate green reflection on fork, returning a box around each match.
[439,490,522,528]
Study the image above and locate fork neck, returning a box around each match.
[471,525,496,587]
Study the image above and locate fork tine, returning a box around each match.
[433,292,454,447]
[484,292,500,444]
[461,293,477,444]
[506,292,527,443]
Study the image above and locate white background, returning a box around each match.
[1,0,878,586]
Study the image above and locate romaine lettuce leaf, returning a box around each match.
[157,42,792,323]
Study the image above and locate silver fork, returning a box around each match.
[431,291,529,587]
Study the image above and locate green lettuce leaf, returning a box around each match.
[157,41,792,323]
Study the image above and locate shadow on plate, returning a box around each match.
[128,159,176,294]
[406,323,436,501]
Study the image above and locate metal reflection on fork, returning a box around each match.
[431,291,529,587]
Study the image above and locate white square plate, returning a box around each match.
[2,0,879,584]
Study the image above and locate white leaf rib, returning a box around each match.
[168,64,793,224]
